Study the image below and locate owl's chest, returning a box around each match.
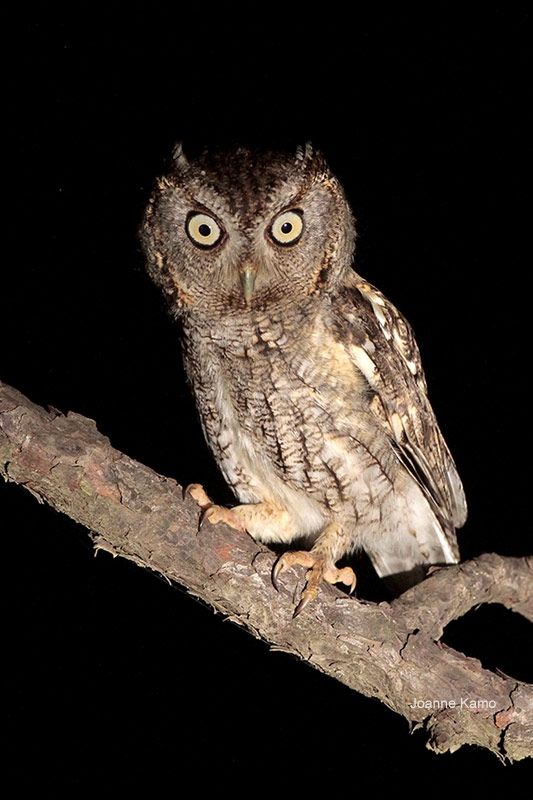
[193,347,327,478]
[183,320,378,506]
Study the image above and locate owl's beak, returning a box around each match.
[240,267,257,306]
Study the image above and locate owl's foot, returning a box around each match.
[272,550,356,617]
[183,483,246,534]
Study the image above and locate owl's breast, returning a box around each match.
[183,315,396,526]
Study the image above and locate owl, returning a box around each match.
[141,143,467,615]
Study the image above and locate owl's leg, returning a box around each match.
[184,484,297,539]
[272,522,356,617]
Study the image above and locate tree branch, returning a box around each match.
[1,381,531,761]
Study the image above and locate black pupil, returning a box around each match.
[281,222,293,234]
[198,223,211,237]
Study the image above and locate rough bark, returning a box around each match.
[1,381,531,761]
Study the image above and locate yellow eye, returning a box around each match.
[186,212,223,248]
[270,210,304,246]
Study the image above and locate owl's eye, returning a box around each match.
[186,212,223,248]
[270,210,304,246]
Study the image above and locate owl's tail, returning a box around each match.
[364,487,460,595]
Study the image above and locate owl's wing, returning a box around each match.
[336,273,467,562]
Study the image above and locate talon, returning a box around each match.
[335,566,357,594]
[271,556,286,591]
[197,504,247,534]
[293,586,318,618]
[271,551,313,591]
[271,548,357,616]
[198,505,213,532]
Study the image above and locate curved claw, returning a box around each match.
[182,483,214,533]
[197,504,247,534]
[293,587,318,618]
[271,556,286,592]
[336,566,357,595]
[198,505,213,532]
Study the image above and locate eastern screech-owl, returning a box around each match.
[141,143,466,615]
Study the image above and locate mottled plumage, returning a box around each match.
[141,143,467,613]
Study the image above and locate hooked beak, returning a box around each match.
[240,267,257,307]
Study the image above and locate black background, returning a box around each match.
[3,4,532,788]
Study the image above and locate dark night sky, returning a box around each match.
[3,4,532,788]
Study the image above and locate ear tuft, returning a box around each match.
[295,142,314,164]
[172,142,189,169]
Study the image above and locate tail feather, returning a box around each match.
[365,486,459,595]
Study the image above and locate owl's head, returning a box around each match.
[141,144,355,317]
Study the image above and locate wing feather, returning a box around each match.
[336,273,467,535]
